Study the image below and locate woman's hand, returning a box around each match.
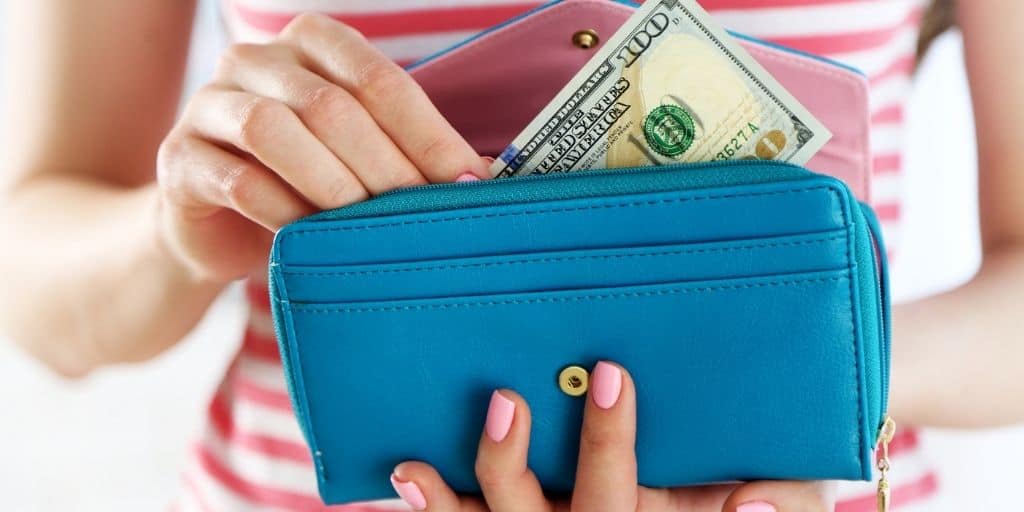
[156,13,489,283]
[390,362,835,512]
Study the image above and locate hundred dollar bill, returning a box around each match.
[490,0,831,178]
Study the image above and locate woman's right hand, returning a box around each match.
[156,13,489,283]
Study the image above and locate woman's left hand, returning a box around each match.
[389,361,835,511]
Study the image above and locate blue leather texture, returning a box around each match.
[268,161,891,505]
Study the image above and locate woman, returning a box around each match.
[2,0,1022,510]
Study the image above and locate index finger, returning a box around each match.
[278,14,489,183]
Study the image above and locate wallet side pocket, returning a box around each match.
[280,267,866,503]
[280,229,850,303]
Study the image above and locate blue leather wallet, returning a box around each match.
[268,161,891,504]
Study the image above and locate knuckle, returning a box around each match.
[221,163,258,209]
[194,83,222,99]
[473,459,507,491]
[156,134,186,169]
[281,12,365,43]
[237,97,290,150]
[321,177,362,207]
[283,12,328,34]
[218,43,262,69]
[415,135,460,165]
[579,426,627,454]
[354,58,409,100]
[187,84,222,114]
[155,135,190,194]
[340,22,369,43]
[302,84,356,124]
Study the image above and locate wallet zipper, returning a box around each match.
[381,159,788,193]
[867,229,889,416]
[875,416,897,512]
[302,160,813,224]
[861,206,892,428]
[379,159,777,195]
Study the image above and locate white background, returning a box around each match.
[2,1,1022,510]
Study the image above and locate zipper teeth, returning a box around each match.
[301,160,805,223]
[381,160,795,197]
[866,222,890,416]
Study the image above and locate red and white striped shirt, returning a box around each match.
[178,1,936,510]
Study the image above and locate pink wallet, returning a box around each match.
[409,0,873,201]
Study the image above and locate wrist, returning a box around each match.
[77,187,226,367]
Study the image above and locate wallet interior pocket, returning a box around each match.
[409,0,872,201]
[281,229,849,303]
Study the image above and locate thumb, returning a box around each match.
[390,461,488,512]
[723,480,836,512]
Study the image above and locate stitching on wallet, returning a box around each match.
[284,186,832,237]
[283,234,847,277]
[293,274,849,314]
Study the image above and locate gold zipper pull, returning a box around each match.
[876,416,897,512]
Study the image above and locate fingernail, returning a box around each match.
[390,473,427,511]
[737,501,776,512]
[591,361,622,409]
[455,172,480,182]
[485,390,515,442]
[481,156,495,164]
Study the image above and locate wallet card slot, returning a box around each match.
[279,229,850,303]
[282,267,864,497]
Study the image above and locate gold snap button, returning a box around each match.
[572,29,600,50]
[558,365,589,396]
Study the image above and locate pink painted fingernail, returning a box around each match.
[390,473,427,510]
[456,172,481,182]
[485,390,516,442]
[591,361,622,410]
[481,156,495,164]
[737,501,776,512]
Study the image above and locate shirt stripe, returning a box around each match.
[184,0,932,509]
[836,472,939,512]
[231,0,545,37]
[766,8,922,55]
[194,443,327,510]
[209,392,313,464]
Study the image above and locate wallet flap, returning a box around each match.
[408,0,872,201]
